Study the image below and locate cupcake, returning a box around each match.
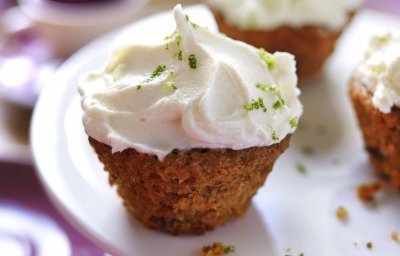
[208,0,362,78]
[79,5,303,235]
[350,31,400,191]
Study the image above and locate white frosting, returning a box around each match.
[79,5,303,160]
[208,0,361,30]
[354,31,400,114]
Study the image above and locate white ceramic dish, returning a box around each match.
[31,5,400,256]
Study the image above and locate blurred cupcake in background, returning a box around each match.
[17,0,149,58]
[349,31,400,190]
[208,0,362,78]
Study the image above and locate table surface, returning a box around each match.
[0,0,399,255]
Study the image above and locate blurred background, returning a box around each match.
[0,0,399,255]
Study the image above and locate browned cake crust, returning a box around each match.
[349,79,400,190]
[212,10,352,78]
[88,136,291,235]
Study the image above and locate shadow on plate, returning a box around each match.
[295,73,346,156]
[121,203,278,256]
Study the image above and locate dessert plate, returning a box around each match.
[31,6,400,256]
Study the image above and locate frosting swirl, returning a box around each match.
[79,5,303,160]
[208,0,361,30]
[354,31,400,114]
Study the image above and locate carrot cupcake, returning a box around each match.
[208,0,362,78]
[79,5,303,235]
[350,31,400,191]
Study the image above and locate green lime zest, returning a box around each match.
[290,117,299,128]
[164,30,184,61]
[136,64,167,90]
[244,97,267,112]
[162,71,177,91]
[256,83,286,109]
[224,245,235,255]
[296,162,306,173]
[267,124,279,141]
[184,13,200,29]
[188,54,197,69]
[258,48,276,70]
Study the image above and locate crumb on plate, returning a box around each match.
[202,242,235,256]
[336,206,349,220]
[392,231,399,242]
[357,182,382,204]
[366,242,373,249]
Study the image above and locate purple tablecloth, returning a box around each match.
[365,0,400,15]
[0,163,103,255]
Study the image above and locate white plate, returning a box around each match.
[31,6,400,256]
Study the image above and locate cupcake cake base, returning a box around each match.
[349,80,400,190]
[88,136,291,235]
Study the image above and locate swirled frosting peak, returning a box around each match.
[354,31,400,113]
[79,5,303,160]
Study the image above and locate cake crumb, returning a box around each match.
[392,231,399,242]
[336,206,349,220]
[202,242,235,256]
[366,242,373,249]
[357,182,382,204]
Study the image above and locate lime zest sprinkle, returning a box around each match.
[164,29,177,41]
[244,97,267,112]
[296,162,306,173]
[273,100,284,109]
[267,124,279,141]
[164,30,184,61]
[188,54,197,69]
[176,34,183,60]
[136,64,167,90]
[224,245,235,255]
[258,97,267,112]
[255,83,268,91]
[272,130,279,141]
[258,48,276,70]
[256,83,286,109]
[146,65,167,83]
[184,13,200,29]
[162,71,177,91]
[290,117,299,128]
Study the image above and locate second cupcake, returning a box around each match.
[208,0,362,78]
